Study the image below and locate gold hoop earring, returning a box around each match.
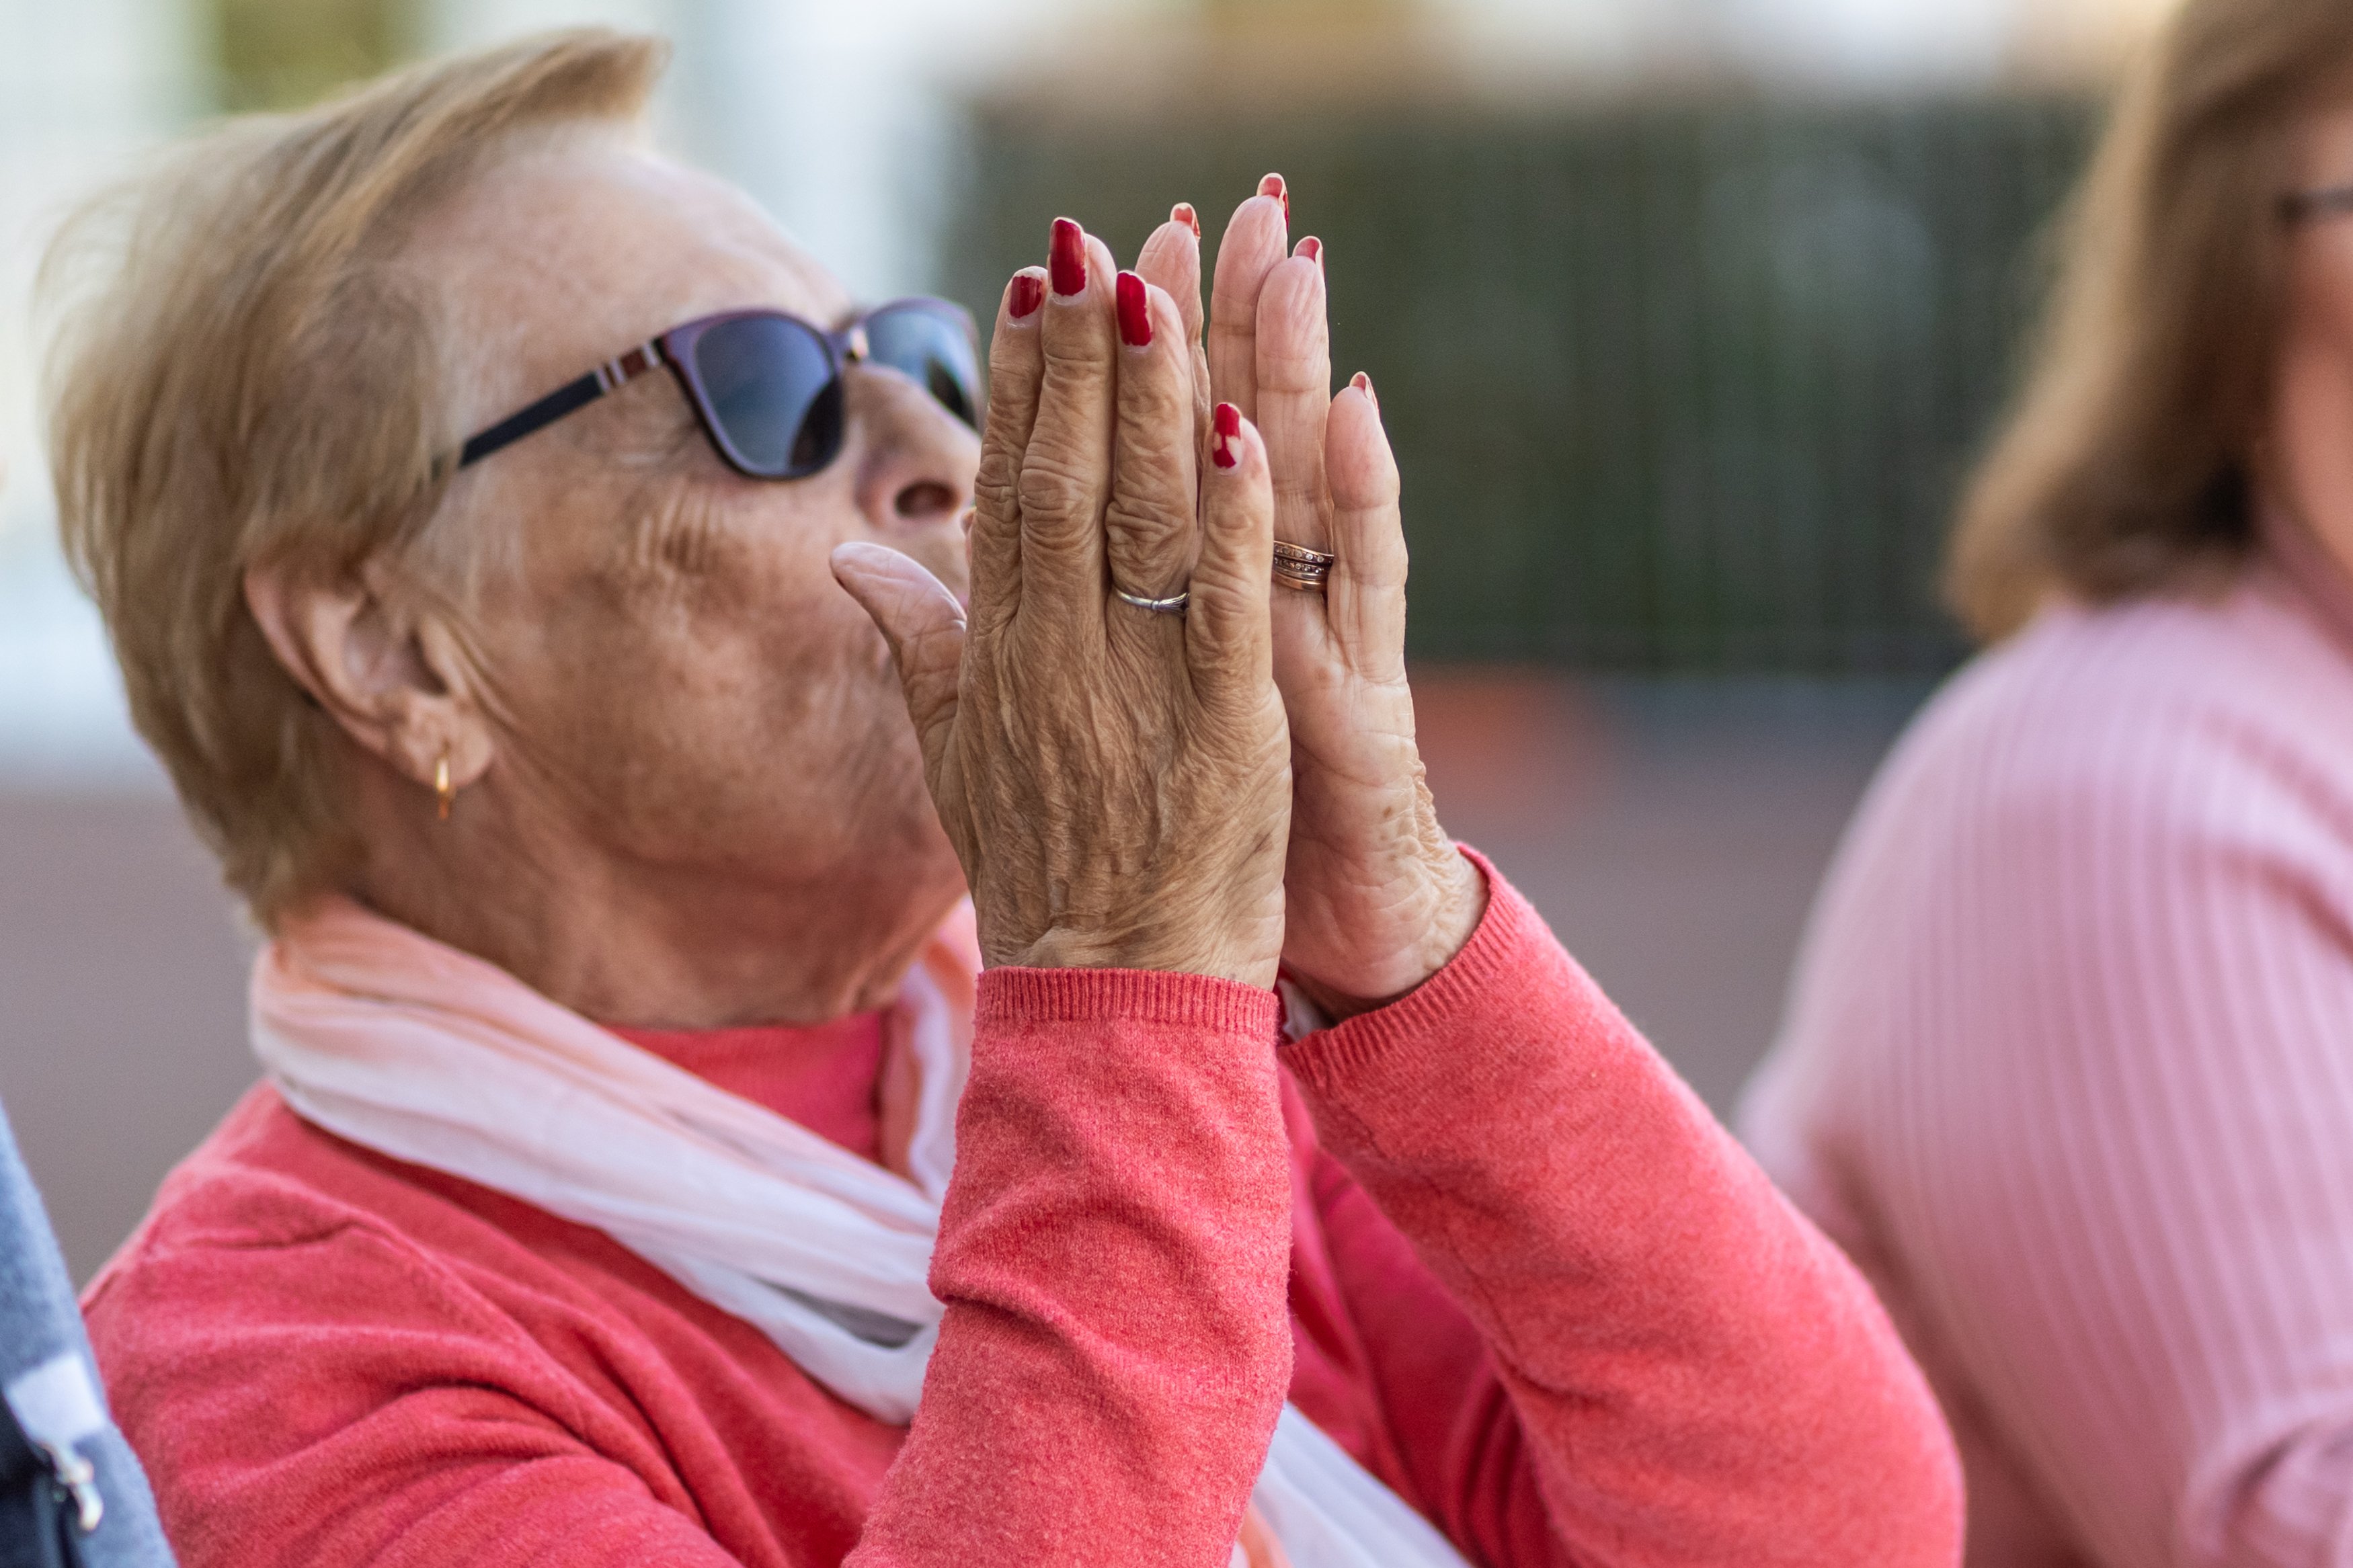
[434,753,454,821]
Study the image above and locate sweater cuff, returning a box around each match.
[1283,845,1556,1090]
[976,966,1281,1039]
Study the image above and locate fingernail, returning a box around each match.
[1116,271,1152,347]
[1050,217,1086,296]
[1213,401,1242,469]
[1008,272,1044,319]
[1171,202,1200,239]
[1258,173,1289,220]
[1351,370,1375,410]
[1296,236,1322,266]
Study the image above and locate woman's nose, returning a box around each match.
[846,368,977,536]
[893,477,960,524]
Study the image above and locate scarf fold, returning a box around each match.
[253,897,1471,1568]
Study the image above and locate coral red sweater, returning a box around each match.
[81,859,1958,1567]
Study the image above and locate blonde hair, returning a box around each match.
[1950,0,2353,641]
[44,30,666,926]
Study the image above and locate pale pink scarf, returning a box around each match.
[252,897,1474,1568]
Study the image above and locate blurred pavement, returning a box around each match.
[0,788,254,1286]
[0,670,1928,1284]
[1416,672,1928,1114]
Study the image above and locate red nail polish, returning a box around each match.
[1297,236,1322,265]
[1213,402,1242,469]
[1259,173,1289,220]
[1008,272,1043,319]
[1171,202,1200,239]
[1116,271,1152,347]
[1049,217,1086,296]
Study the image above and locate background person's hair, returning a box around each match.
[1950,0,2353,641]
[43,30,666,927]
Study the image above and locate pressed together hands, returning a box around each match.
[834,179,1484,1014]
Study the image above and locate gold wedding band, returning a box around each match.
[1272,540,1335,592]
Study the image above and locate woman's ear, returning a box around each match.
[242,561,492,791]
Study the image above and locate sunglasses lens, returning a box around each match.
[864,305,981,429]
[690,315,840,475]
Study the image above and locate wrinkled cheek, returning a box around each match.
[808,622,937,810]
[768,597,914,756]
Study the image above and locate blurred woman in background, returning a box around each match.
[1745,1,2353,1563]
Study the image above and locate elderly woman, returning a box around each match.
[52,31,1955,1568]
[1744,1,2353,1564]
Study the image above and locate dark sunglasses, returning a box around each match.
[456,297,982,479]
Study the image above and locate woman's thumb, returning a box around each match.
[830,542,965,774]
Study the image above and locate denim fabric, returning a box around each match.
[0,1103,174,1567]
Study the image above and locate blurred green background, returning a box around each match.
[211,0,409,112]
[949,97,2093,671]
[198,0,2099,673]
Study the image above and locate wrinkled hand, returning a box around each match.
[1133,182,1484,1018]
[834,223,1291,987]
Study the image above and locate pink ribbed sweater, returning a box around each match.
[1743,524,2353,1568]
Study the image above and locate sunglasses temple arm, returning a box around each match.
[455,341,669,470]
[456,372,607,468]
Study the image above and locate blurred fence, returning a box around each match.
[945,94,2098,673]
